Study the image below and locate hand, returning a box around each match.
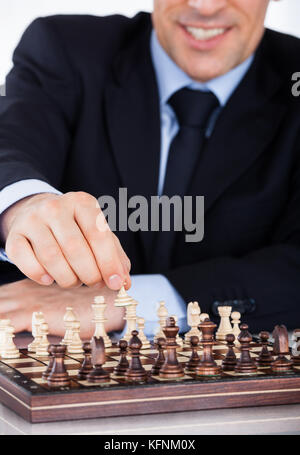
[1,192,131,290]
[0,279,125,338]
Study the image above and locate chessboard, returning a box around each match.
[0,337,300,423]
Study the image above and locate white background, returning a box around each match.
[0,0,300,83]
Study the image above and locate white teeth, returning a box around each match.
[186,26,225,41]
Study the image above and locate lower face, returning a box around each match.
[152,0,270,82]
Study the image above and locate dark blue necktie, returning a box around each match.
[151,88,219,272]
[163,88,220,198]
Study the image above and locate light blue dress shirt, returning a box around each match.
[0,30,254,337]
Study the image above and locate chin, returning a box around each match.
[181,58,228,82]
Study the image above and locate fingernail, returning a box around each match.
[108,274,123,290]
[41,274,53,285]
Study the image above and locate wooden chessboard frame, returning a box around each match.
[0,341,299,423]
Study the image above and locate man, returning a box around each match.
[0,0,299,338]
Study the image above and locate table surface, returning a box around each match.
[0,402,299,435]
[0,334,298,435]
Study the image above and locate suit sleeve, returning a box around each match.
[0,17,79,192]
[165,153,300,332]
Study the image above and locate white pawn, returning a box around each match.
[123,299,138,343]
[92,296,112,348]
[36,323,50,357]
[172,315,183,347]
[184,302,201,344]
[68,321,84,354]
[0,320,11,352]
[1,323,20,359]
[137,317,151,350]
[154,301,168,342]
[231,311,241,345]
[28,312,45,352]
[61,307,77,346]
[216,306,233,341]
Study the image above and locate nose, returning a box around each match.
[187,0,228,15]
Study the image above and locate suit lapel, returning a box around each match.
[188,31,287,215]
[104,19,161,264]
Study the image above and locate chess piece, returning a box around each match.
[91,296,112,348]
[216,306,233,341]
[28,312,45,352]
[235,324,257,374]
[68,321,84,354]
[137,318,151,349]
[159,317,184,379]
[0,320,12,352]
[114,287,137,343]
[125,331,147,382]
[186,336,200,372]
[172,315,183,347]
[42,344,55,380]
[256,331,273,366]
[222,334,237,371]
[87,337,110,383]
[151,338,166,376]
[291,329,300,366]
[198,313,210,337]
[1,322,20,359]
[271,325,293,373]
[195,320,221,376]
[124,300,138,342]
[231,311,241,345]
[35,323,50,357]
[61,307,77,346]
[47,344,71,387]
[113,340,129,376]
[77,342,93,380]
[154,301,168,342]
[184,302,201,344]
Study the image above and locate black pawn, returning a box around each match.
[256,331,273,367]
[77,342,93,380]
[47,344,71,387]
[235,324,257,374]
[186,336,200,372]
[125,331,147,382]
[222,334,237,371]
[87,337,110,383]
[114,340,129,376]
[151,338,166,376]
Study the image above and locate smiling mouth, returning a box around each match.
[185,26,228,41]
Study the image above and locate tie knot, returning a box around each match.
[168,88,219,129]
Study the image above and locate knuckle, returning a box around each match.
[42,245,61,264]
[63,236,80,255]
[72,191,96,205]
[41,199,61,218]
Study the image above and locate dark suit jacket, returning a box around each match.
[0,12,300,331]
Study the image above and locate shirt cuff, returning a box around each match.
[114,274,188,340]
[0,179,62,215]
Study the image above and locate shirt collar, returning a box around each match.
[150,29,254,107]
